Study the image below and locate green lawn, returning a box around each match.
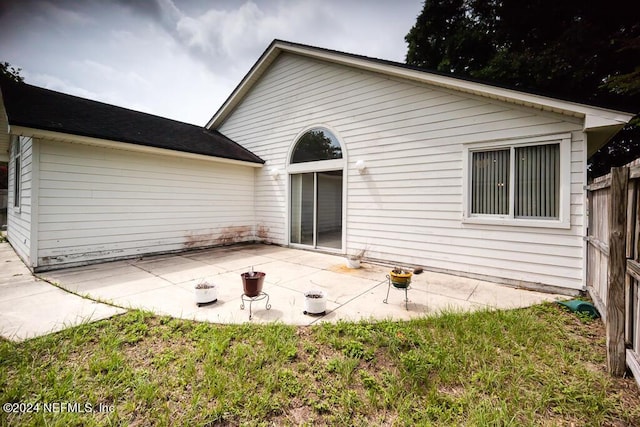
[1,303,638,426]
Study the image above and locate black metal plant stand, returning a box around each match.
[240,291,271,320]
[383,274,411,310]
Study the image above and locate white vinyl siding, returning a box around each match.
[35,140,255,269]
[7,136,33,265]
[219,53,587,290]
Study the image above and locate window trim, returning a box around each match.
[462,133,571,229]
[287,158,344,174]
[290,127,343,164]
[285,124,348,254]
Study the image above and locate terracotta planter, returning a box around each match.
[390,269,412,288]
[241,272,265,297]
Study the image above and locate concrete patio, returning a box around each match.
[1,242,569,341]
[0,241,125,342]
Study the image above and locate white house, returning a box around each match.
[0,77,264,271]
[1,40,635,294]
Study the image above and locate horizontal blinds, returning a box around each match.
[471,149,509,215]
[514,144,559,219]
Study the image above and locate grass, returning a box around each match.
[1,304,639,426]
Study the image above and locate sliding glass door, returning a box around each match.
[290,171,342,250]
[316,171,343,249]
[290,173,314,246]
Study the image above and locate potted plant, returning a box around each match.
[345,247,367,269]
[303,289,327,315]
[389,267,412,288]
[194,279,218,306]
[240,268,266,297]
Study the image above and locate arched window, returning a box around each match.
[291,128,342,164]
[289,127,344,250]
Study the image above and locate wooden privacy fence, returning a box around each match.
[586,161,640,387]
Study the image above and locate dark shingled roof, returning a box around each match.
[0,77,264,164]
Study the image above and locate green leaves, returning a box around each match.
[405,0,639,110]
[0,61,24,83]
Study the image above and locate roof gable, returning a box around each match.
[207,40,635,136]
[0,77,264,164]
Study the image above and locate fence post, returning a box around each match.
[608,166,628,376]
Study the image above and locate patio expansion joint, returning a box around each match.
[32,273,131,312]
[264,270,325,291]
[325,277,389,311]
[0,285,57,302]
[275,276,389,326]
[465,283,481,302]
[128,263,184,287]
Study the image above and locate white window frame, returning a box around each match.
[285,124,348,253]
[12,136,21,213]
[462,133,571,229]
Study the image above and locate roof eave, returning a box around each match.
[585,123,630,158]
[207,40,636,131]
[206,40,282,129]
[9,125,265,167]
[0,89,10,162]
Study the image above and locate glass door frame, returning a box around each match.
[290,170,343,250]
[286,159,346,254]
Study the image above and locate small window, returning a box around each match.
[291,128,342,163]
[471,144,560,219]
[0,162,7,190]
[13,138,21,209]
[467,138,565,225]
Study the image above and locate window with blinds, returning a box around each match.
[471,150,509,215]
[515,144,559,219]
[470,143,560,219]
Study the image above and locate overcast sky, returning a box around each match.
[0,0,423,125]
